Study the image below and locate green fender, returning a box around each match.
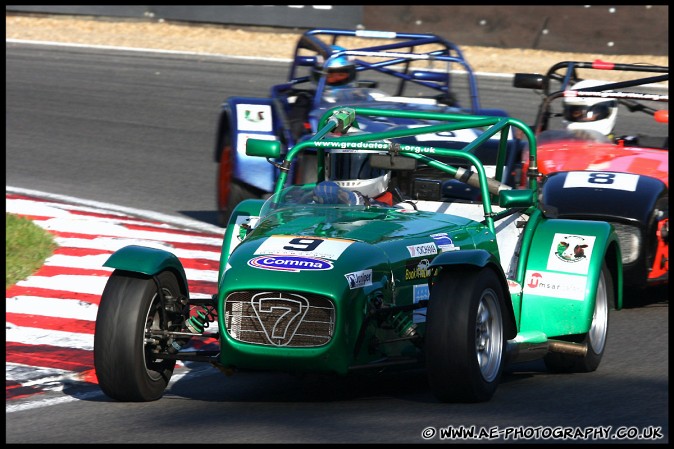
[428,249,518,340]
[518,218,623,338]
[103,245,189,295]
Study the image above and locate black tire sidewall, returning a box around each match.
[94,270,178,401]
[426,268,506,402]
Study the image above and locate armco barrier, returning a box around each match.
[5,5,668,56]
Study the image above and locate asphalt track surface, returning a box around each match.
[5,41,669,443]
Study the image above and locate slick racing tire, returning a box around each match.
[544,262,613,373]
[425,267,506,403]
[94,270,181,402]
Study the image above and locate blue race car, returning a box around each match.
[214,28,521,226]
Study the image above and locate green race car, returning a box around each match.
[94,107,623,403]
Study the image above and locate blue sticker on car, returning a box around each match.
[247,255,333,272]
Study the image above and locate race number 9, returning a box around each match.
[283,238,322,252]
[255,235,353,260]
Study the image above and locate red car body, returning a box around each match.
[514,60,668,292]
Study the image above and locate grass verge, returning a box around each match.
[5,213,57,288]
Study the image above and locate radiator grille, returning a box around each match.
[225,291,335,347]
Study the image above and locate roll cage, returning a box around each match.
[247,106,539,237]
[268,28,489,137]
[513,60,669,140]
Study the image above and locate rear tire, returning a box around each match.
[544,262,613,373]
[425,268,506,403]
[94,270,182,402]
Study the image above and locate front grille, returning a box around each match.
[225,291,335,347]
[612,223,641,265]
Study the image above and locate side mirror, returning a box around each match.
[513,73,544,90]
[654,109,668,124]
[499,189,535,208]
[246,138,282,158]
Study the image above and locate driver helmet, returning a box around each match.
[326,151,390,199]
[312,45,357,87]
[562,79,618,137]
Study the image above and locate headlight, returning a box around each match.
[612,223,641,265]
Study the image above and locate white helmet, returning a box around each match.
[312,45,357,87]
[326,151,390,198]
[562,79,618,137]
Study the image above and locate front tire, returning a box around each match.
[544,262,613,373]
[94,270,182,401]
[425,268,506,403]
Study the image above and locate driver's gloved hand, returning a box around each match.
[313,181,366,205]
[313,181,341,204]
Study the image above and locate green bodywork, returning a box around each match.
[104,106,623,375]
[103,245,189,297]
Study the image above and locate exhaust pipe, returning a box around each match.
[506,341,549,364]
[506,339,588,364]
[548,340,588,357]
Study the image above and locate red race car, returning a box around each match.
[513,60,668,295]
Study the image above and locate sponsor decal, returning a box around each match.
[313,140,390,151]
[345,269,372,289]
[405,258,432,281]
[430,232,458,252]
[228,215,260,255]
[507,279,521,294]
[406,242,437,258]
[255,235,352,260]
[236,104,272,131]
[244,109,265,123]
[523,270,587,300]
[247,255,333,272]
[413,284,429,324]
[563,90,666,102]
[400,144,436,154]
[547,234,596,274]
[562,171,639,192]
[312,140,436,154]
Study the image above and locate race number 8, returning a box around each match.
[587,172,615,185]
[563,171,639,192]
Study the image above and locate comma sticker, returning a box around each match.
[248,255,333,272]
